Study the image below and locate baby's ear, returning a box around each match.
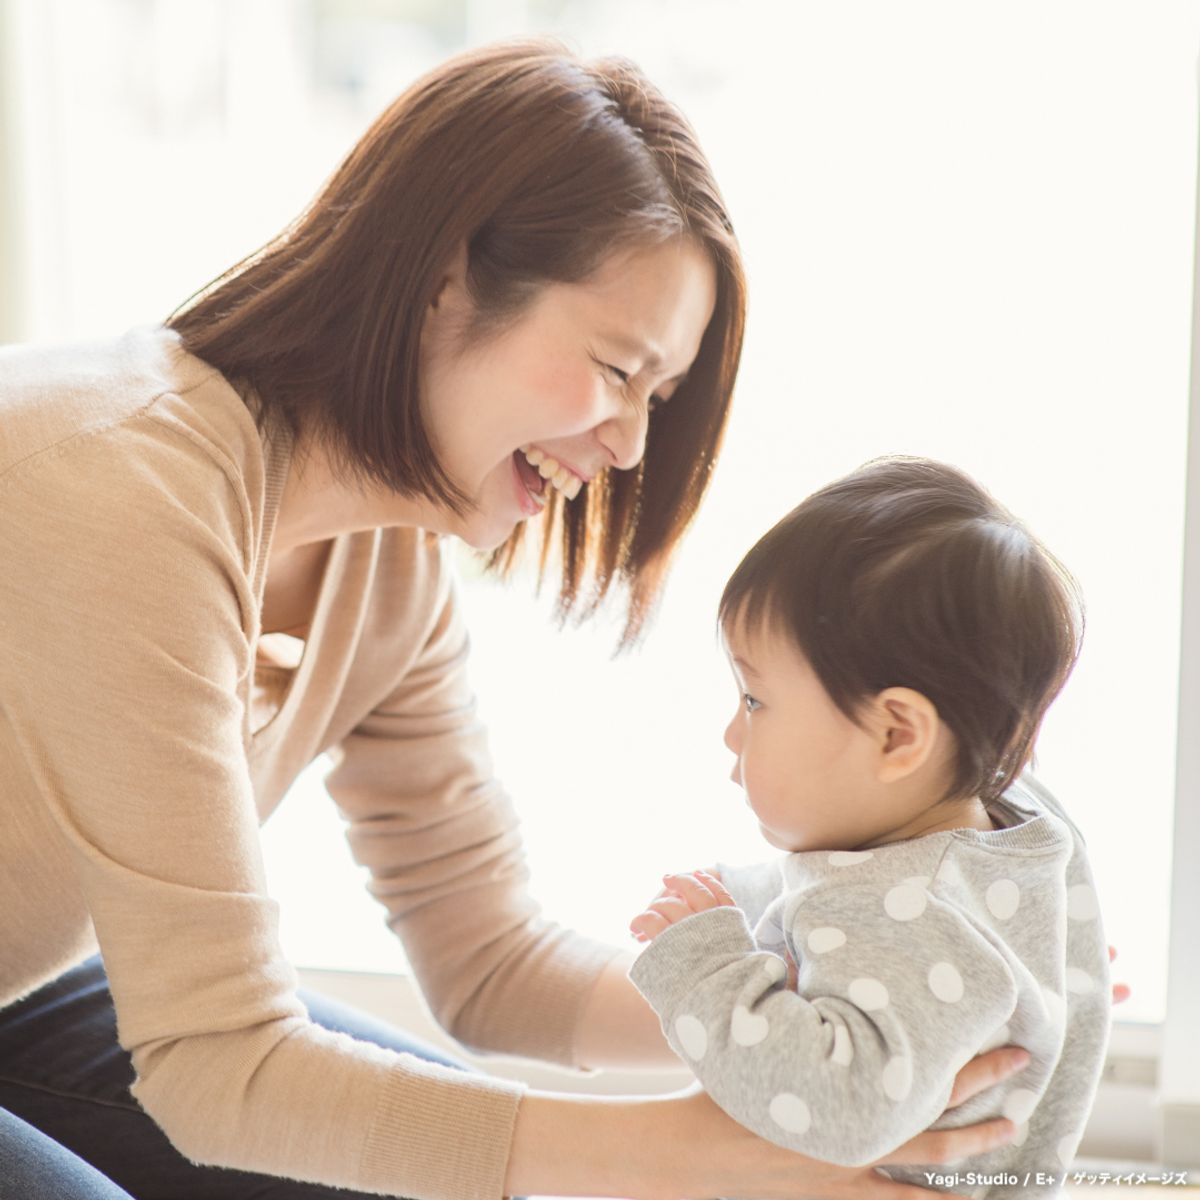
[869,687,940,782]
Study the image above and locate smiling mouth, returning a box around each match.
[520,446,585,501]
[513,450,547,508]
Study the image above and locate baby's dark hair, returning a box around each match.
[718,457,1083,802]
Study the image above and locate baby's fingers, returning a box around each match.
[662,871,735,913]
[630,895,694,941]
[1108,946,1132,1005]
[630,909,668,942]
[693,869,736,907]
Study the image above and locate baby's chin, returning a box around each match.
[761,825,860,855]
[760,826,808,854]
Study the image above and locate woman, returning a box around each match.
[0,40,1029,1199]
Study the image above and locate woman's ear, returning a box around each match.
[869,687,940,783]
[421,241,473,357]
[428,239,471,314]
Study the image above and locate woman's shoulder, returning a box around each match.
[1,327,288,576]
[0,325,270,497]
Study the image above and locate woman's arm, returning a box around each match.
[576,950,681,1069]
[0,412,529,1200]
[325,550,630,1068]
[504,1054,1026,1199]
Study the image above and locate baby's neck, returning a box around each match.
[859,795,996,850]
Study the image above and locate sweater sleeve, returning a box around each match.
[0,416,524,1200]
[715,858,786,928]
[628,885,1018,1166]
[323,561,622,1066]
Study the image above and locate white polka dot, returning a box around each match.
[1002,1087,1039,1125]
[831,1023,854,1065]
[848,977,890,1011]
[731,1005,770,1046]
[675,1014,708,1060]
[761,954,788,983]
[1065,967,1096,995]
[1067,884,1100,922]
[981,1023,1012,1052]
[829,850,874,867]
[769,1092,812,1134]
[1012,1122,1030,1147]
[986,879,1021,920]
[882,1056,913,1101]
[928,961,965,1003]
[807,927,847,954]
[884,884,928,922]
[1057,1136,1076,1167]
[1042,986,1066,1028]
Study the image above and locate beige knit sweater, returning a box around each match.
[0,326,620,1199]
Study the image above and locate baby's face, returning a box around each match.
[721,618,888,854]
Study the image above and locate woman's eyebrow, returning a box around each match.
[600,331,689,384]
[601,330,662,368]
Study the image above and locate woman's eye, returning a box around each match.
[601,362,666,413]
[743,693,761,713]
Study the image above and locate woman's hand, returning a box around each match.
[630,870,737,943]
[651,1045,1028,1199]
[504,1046,1027,1200]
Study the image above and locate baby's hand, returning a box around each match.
[630,869,737,943]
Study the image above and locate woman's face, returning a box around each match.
[417,237,718,550]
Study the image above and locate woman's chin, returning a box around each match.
[455,513,522,553]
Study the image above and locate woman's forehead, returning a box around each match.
[562,238,716,357]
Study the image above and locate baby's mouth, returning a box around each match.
[518,446,584,501]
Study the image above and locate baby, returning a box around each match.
[629,457,1111,1195]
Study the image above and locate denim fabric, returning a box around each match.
[0,956,474,1199]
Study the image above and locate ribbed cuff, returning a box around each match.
[629,906,757,1017]
[360,1054,525,1200]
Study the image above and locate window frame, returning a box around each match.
[1158,74,1200,1164]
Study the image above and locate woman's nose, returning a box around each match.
[597,406,650,471]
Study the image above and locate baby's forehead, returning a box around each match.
[720,609,807,672]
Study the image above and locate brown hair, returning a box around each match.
[167,39,745,645]
[719,458,1083,801]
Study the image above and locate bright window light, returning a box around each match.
[7,0,1195,1025]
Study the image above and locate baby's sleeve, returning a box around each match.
[629,884,1018,1165]
[714,858,786,928]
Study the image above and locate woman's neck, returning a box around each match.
[271,432,443,559]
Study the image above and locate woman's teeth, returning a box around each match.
[521,447,584,501]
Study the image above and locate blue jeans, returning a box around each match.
[0,956,475,1198]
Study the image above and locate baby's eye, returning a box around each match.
[743,692,761,713]
[603,363,631,386]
